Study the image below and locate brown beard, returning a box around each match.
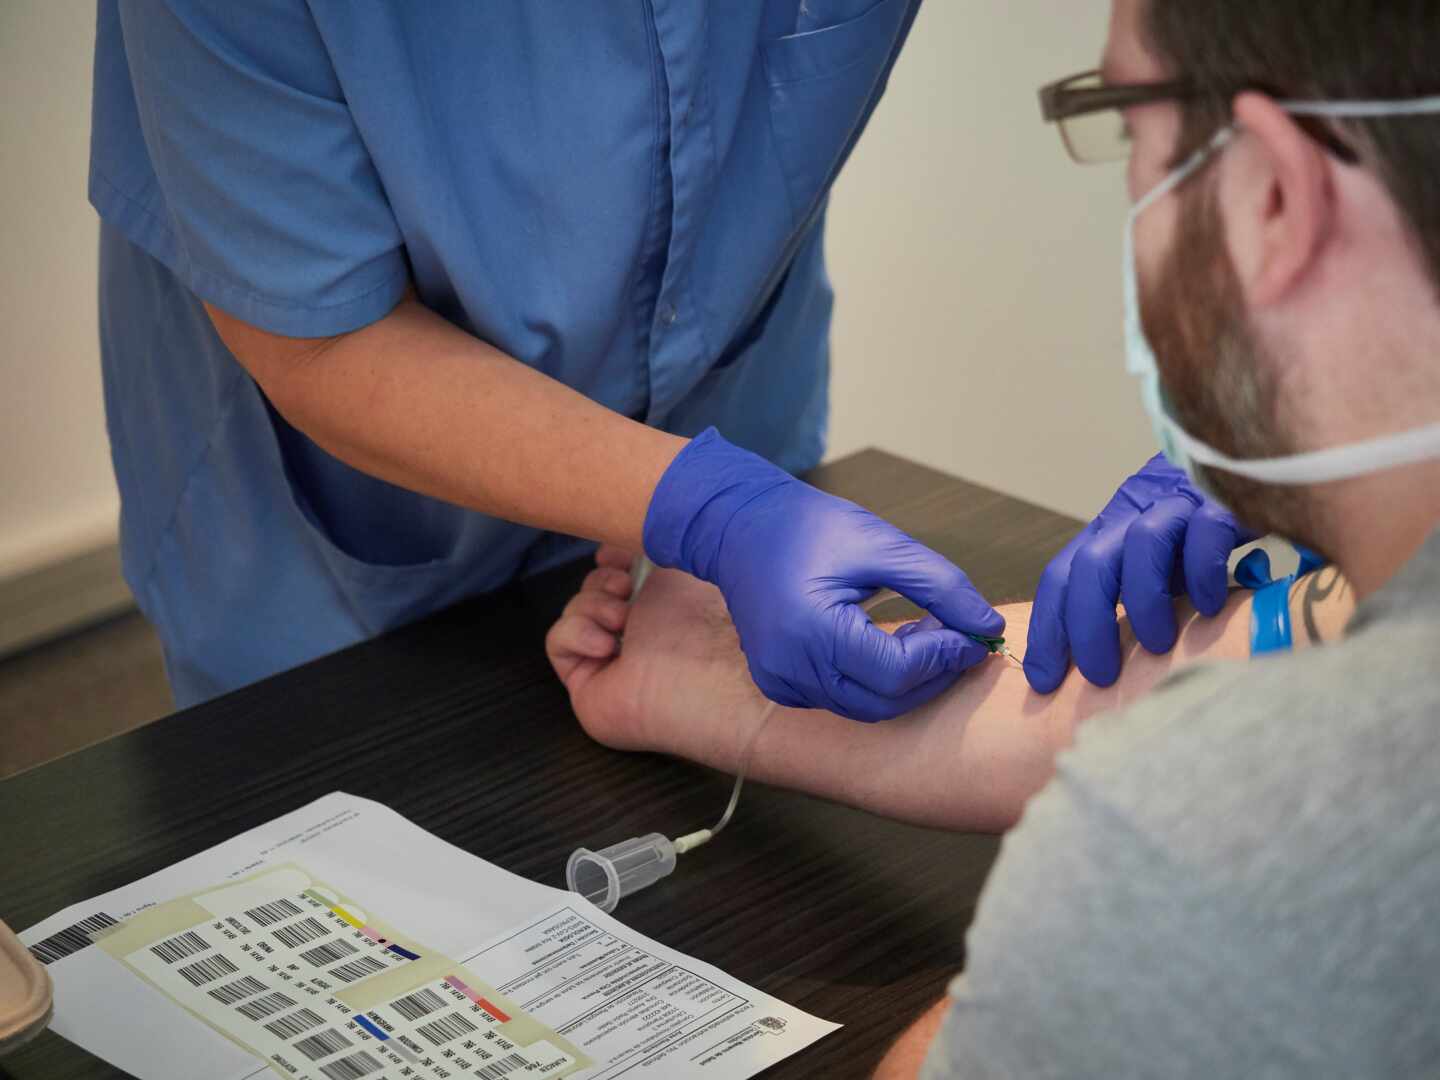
[1140,181,1324,550]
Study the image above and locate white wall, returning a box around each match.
[0,0,1140,585]
[0,1,116,579]
[826,0,1154,519]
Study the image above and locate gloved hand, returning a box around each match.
[1024,453,1257,693]
[644,428,1004,722]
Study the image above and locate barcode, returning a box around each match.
[299,939,358,967]
[242,897,304,927]
[263,1007,327,1040]
[416,1011,479,1047]
[389,986,447,1022]
[293,1027,354,1062]
[27,912,118,965]
[236,990,298,1021]
[176,953,238,986]
[272,917,331,949]
[149,929,212,964]
[318,1050,384,1079]
[475,1052,530,1080]
[207,975,268,1006]
[328,955,387,984]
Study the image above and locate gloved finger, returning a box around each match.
[894,614,944,638]
[1064,528,1126,688]
[745,661,814,712]
[1120,494,1193,655]
[1232,547,1272,590]
[875,541,1005,638]
[831,603,990,699]
[1024,534,1082,694]
[828,666,974,723]
[1183,500,1253,616]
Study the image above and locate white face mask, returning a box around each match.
[1123,95,1440,496]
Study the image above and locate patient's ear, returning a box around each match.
[1222,92,1337,308]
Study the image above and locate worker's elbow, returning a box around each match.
[202,300,341,414]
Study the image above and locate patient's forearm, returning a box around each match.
[668,569,1352,832]
[745,599,1229,831]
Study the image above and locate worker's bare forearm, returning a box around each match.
[205,295,685,551]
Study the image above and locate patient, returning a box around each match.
[547,544,1351,833]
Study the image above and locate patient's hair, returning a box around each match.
[1146,0,1440,294]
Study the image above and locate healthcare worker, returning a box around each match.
[91,1,1249,713]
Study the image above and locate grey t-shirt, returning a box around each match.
[923,529,1440,1079]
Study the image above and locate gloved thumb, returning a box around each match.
[878,543,1005,639]
[833,604,990,699]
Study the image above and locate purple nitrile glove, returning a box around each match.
[644,428,1004,723]
[1024,453,1258,693]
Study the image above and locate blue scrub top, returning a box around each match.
[91,0,919,706]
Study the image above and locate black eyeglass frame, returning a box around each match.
[1039,69,1196,126]
[1038,68,1358,165]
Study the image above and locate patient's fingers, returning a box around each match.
[550,558,636,692]
[563,590,630,634]
[582,566,633,600]
[546,604,621,690]
[546,622,608,689]
[595,544,636,570]
[549,612,618,660]
[549,582,629,694]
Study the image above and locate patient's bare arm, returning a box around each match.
[547,547,1353,833]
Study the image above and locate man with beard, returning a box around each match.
[547,0,1440,1074]
[880,0,1440,1074]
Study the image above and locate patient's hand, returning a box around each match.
[547,546,765,767]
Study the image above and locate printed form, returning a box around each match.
[20,793,837,1079]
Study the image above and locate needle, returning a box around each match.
[966,633,1024,669]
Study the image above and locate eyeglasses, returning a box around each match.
[1039,69,1360,166]
[1038,69,1197,164]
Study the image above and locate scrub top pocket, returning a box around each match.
[254,387,508,632]
[762,0,912,226]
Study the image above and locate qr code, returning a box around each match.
[754,1016,788,1034]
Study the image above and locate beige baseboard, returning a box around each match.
[0,544,135,660]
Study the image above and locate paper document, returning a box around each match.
[21,793,838,1079]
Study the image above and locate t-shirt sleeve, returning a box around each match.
[90,0,408,337]
[919,665,1285,1079]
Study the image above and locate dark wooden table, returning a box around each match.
[0,450,1080,1080]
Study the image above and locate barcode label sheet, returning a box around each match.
[121,881,578,1080]
[19,795,836,1080]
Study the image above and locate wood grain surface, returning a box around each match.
[0,449,1081,1080]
